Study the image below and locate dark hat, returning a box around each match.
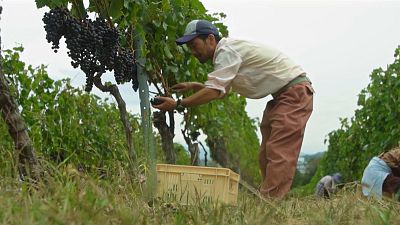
[332,173,342,184]
[176,20,219,45]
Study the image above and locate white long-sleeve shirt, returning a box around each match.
[204,37,306,99]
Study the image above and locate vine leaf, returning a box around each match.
[35,0,56,9]
[71,0,86,19]
[35,0,51,8]
[110,0,123,20]
[164,46,173,59]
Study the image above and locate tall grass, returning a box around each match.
[1,162,400,225]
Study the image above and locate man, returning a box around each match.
[315,173,342,198]
[152,19,314,199]
[361,147,400,200]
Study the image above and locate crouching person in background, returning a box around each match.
[361,147,400,200]
[315,172,342,198]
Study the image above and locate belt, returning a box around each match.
[272,75,311,99]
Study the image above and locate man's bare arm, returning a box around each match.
[180,87,220,107]
[152,87,221,111]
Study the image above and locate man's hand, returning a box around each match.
[151,96,177,111]
[152,87,221,111]
[171,82,205,93]
[171,82,193,93]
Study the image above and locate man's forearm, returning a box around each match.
[190,82,206,91]
[181,88,220,107]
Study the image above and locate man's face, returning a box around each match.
[187,35,214,64]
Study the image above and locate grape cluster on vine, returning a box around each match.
[42,8,138,92]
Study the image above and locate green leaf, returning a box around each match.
[13,46,24,52]
[35,0,51,8]
[164,45,173,59]
[162,22,168,31]
[357,93,365,106]
[162,0,171,12]
[110,0,123,20]
[153,21,161,28]
[167,66,178,73]
[190,0,206,13]
[123,0,136,9]
[71,0,87,19]
[52,0,68,8]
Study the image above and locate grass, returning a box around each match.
[1,165,400,225]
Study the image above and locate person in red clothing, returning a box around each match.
[152,20,314,199]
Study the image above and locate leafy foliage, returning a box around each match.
[174,143,191,165]
[0,46,144,173]
[312,46,400,189]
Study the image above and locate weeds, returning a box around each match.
[1,164,400,225]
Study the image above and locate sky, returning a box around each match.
[1,0,400,155]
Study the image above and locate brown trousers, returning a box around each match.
[383,174,400,194]
[259,82,314,199]
[379,148,400,195]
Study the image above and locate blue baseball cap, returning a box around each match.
[176,20,220,45]
[332,173,342,184]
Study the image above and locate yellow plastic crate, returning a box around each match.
[156,164,240,205]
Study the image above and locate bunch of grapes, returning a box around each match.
[42,8,138,92]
